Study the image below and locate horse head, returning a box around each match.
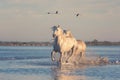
[52,25,63,38]
[64,30,73,38]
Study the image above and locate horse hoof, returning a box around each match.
[51,58,55,61]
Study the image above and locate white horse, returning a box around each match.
[64,30,86,62]
[51,25,77,63]
[74,40,86,58]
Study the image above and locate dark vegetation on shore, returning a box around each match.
[86,39,120,46]
[0,41,52,46]
[0,39,120,46]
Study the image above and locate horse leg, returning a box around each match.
[59,53,62,63]
[65,50,72,63]
[62,52,67,63]
[80,52,82,57]
[51,50,56,61]
[59,52,66,64]
[66,46,76,63]
[79,51,86,61]
[81,51,85,58]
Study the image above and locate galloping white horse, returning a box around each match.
[64,30,86,58]
[51,25,77,63]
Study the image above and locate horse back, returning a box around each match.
[77,40,86,51]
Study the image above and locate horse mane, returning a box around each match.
[64,30,73,38]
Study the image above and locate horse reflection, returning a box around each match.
[51,66,86,80]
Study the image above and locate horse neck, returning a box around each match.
[56,33,65,45]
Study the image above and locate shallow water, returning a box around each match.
[0,46,120,80]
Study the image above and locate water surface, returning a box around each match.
[0,46,120,80]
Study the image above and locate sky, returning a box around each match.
[0,0,120,42]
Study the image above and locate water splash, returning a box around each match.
[59,53,120,68]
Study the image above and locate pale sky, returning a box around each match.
[0,0,120,42]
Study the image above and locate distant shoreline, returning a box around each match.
[0,40,120,46]
[0,41,52,46]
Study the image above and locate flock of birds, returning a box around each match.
[47,11,80,17]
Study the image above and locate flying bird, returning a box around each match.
[48,12,50,14]
[76,13,80,17]
[47,11,58,14]
[55,11,58,14]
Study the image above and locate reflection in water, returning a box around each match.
[51,55,111,80]
[51,65,86,80]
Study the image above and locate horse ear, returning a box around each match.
[57,25,60,28]
[52,26,57,31]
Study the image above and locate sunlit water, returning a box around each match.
[0,46,120,80]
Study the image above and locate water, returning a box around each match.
[0,46,120,80]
